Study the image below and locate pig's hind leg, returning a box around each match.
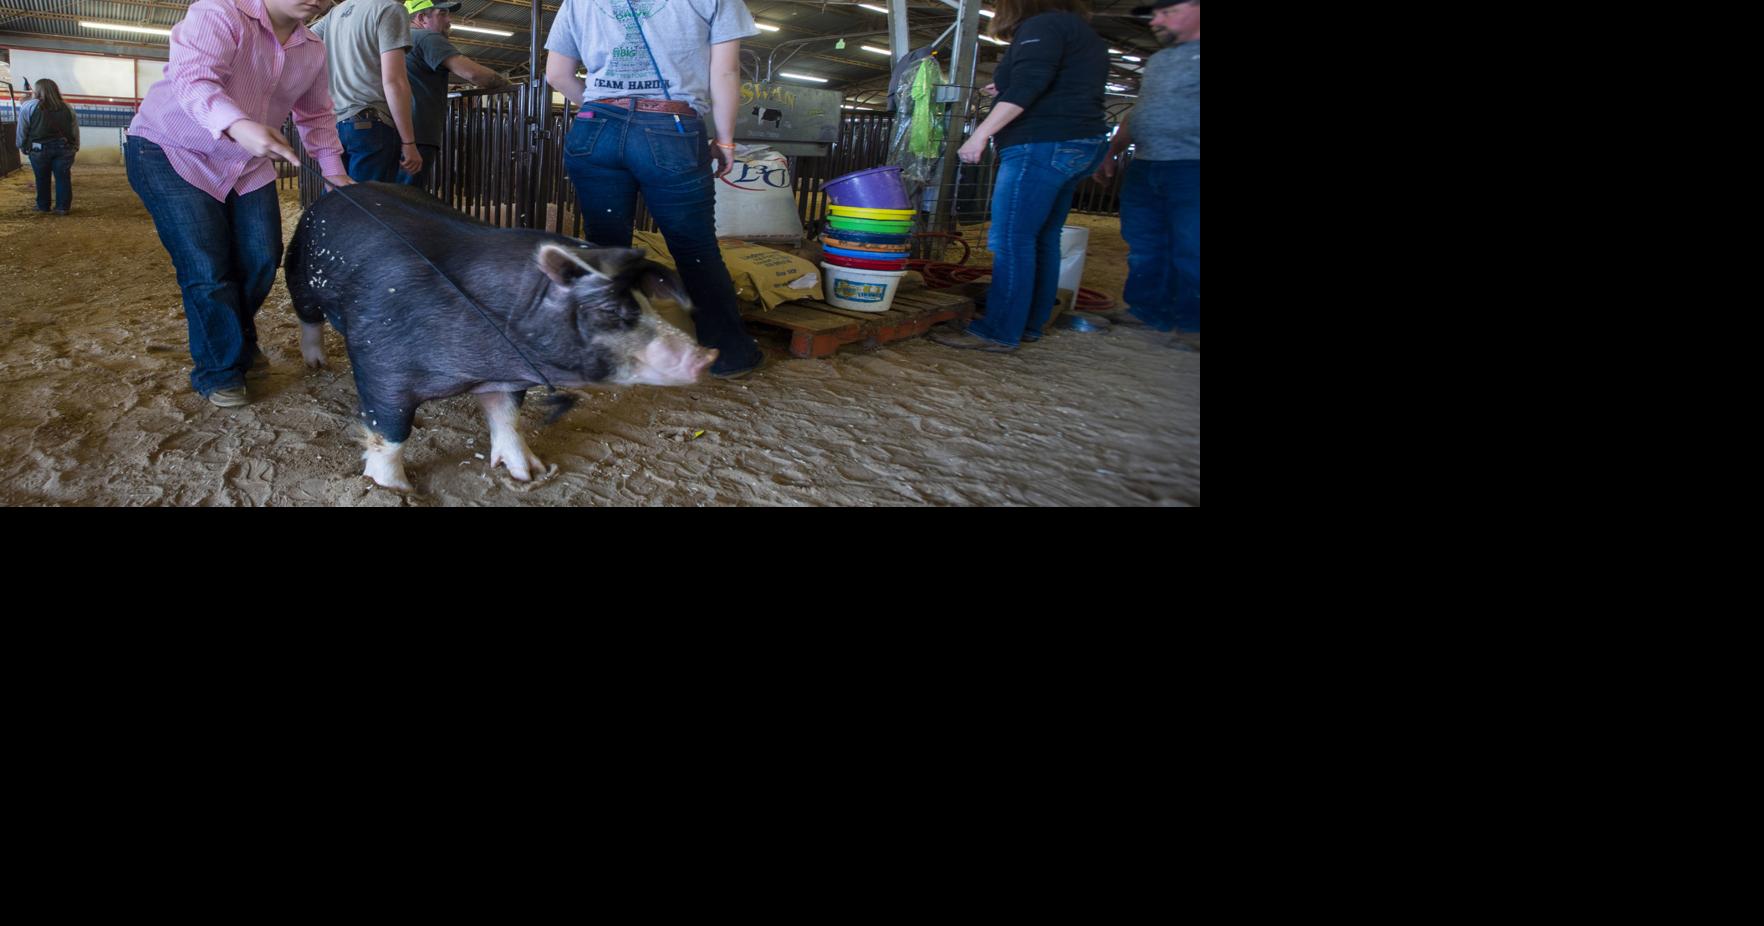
[285,220,336,370]
[479,391,544,481]
[299,322,329,370]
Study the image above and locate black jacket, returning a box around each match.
[24,101,80,149]
[991,12,1108,148]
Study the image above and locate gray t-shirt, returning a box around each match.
[407,29,461,148]
[311,0,413,125]
[1130,39,1200,161]
[544,0,758,118]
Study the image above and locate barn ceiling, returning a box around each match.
[1,1,1160,106]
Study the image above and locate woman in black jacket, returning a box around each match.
[932,0,1109,351]
[15,79,80,215]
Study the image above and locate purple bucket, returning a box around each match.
[822,166,911,210]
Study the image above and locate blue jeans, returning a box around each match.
[562,103,762,375]
[28,138,75,212]
[1119,159,1200,333]
[967,136,1108,347]
[125,136,282,396]
[337,113,403,183]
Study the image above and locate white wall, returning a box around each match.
[73,128,125,165]
[135,59,166,96]
[10,48,138,98]
[6,49,161,163]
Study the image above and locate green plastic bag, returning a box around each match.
[909,58,945,158]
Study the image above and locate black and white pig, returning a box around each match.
[285,182,717,491]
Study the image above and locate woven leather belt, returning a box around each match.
[590,97,695,115]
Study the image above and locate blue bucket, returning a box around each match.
[820,228,913,245]
[823,244,909,262]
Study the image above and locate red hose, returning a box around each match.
[1076,288,1115,311]
[901,231,1115,310]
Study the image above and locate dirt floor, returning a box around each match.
[0,165,1198,506]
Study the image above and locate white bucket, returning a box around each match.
[821,262,908,312]
[1057,225,1090,294]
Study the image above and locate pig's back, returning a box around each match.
[290,183,582,321]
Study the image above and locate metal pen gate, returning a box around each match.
[284,87,1128,242]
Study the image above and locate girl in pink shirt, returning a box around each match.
[126,0,354,408]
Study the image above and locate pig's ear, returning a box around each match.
[536,243,646,286]
[637,265,694,312]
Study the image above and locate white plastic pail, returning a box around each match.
[821,262,908,312]
[1057,225,1090,294]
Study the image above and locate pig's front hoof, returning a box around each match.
[364,466,414,493]
[491,445,545,482]
[364,474,415,493]
[305,355,329,371]
[363,440,412,492]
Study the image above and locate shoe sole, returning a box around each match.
[709,359,764,380]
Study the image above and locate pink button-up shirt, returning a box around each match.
[129,0,346,202]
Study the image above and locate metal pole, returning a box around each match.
[888,0,911,67]
[527,0,548,228]
[928,0,981,253]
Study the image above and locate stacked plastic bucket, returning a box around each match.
[819,167,913,312]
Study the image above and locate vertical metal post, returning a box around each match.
[929,0,983,253]
[888,0,911,68]
[526,0,548,228]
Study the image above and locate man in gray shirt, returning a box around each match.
[312,0,422,182]
[1096,0,1200,339]
[398,0,509,190]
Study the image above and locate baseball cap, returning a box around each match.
[405,0,462,14]
[1131,0,1187,15]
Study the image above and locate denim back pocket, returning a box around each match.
[565,117,608,158]
[644,126,706,175]
[1052,136,1108,178]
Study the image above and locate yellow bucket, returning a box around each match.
[827,204,917,221]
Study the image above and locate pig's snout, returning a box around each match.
[638,338,717,385]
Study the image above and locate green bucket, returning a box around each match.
[826,215,915,234]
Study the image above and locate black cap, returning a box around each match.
[1131,0,1184,15]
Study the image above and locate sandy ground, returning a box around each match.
[0,165,1198,506]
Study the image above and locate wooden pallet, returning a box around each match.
[742,282,976,359]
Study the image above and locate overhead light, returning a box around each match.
[979,9,995,16]
[979,35,1009,45]
[861,45,892,55]
[1106,84,1129,92]
[1108,48,1124,54]
[756,23,780,32]
[778,71,828,83]
[80,20,173,37]
[858,4,890,13]
[454,24,516,36]
[1122,56,1143,63]
[842,104,876,110]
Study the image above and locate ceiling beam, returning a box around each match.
[0,27,169,56]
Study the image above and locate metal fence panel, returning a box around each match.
[1,123,19,177]
[281,88,1127,247]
